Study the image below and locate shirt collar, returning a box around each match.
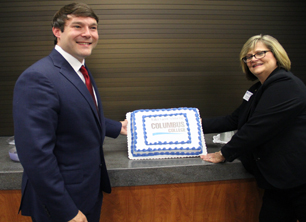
[55,45,85,72]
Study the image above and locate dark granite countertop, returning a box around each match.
[0,134,253,190]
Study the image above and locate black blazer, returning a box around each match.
[202,68,306,189]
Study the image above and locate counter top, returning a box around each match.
[0,134,253,190]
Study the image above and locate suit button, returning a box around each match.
[255,157,260,161]
[99,164,103,168]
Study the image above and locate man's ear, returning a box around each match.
[52,27,61,39]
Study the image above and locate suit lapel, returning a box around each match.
[238,81,262,129]
[50,50,102,127]
[86,66,104,122]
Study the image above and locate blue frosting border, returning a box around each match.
[129,107,203,157]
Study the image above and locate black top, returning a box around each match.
[203,68,306,189]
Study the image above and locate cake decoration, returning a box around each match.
[126,107,207,160]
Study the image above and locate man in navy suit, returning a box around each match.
[13,3,127,222]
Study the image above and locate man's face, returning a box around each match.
[53,15,99,62]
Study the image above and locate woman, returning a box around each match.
[201,34,306,222]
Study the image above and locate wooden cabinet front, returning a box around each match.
[0,179,263,222]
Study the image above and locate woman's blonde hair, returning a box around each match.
[240,34,291,81]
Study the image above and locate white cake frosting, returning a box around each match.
[126,107,207,160]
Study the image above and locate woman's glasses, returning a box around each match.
[242,51,270,63]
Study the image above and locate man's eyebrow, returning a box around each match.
[71,21,98,26]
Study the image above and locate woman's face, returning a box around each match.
[246,41,278,83]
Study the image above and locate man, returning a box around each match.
[13,3,127,222]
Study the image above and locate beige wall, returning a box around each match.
[1,0,305,135]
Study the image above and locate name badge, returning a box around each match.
[243,90,253,101]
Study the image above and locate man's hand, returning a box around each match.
[68,210,87,222]
[120,119,128,135]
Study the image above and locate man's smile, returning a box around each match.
[77,42,92,45]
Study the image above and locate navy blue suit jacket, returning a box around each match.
[203,68,306,189]
[13,49,122,221]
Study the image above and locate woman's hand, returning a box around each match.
[200,151,225,163]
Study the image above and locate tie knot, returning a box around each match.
[80,66,88,77]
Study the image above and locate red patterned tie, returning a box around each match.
[80,65,97,108]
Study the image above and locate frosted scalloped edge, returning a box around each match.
[126,107,207,160]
